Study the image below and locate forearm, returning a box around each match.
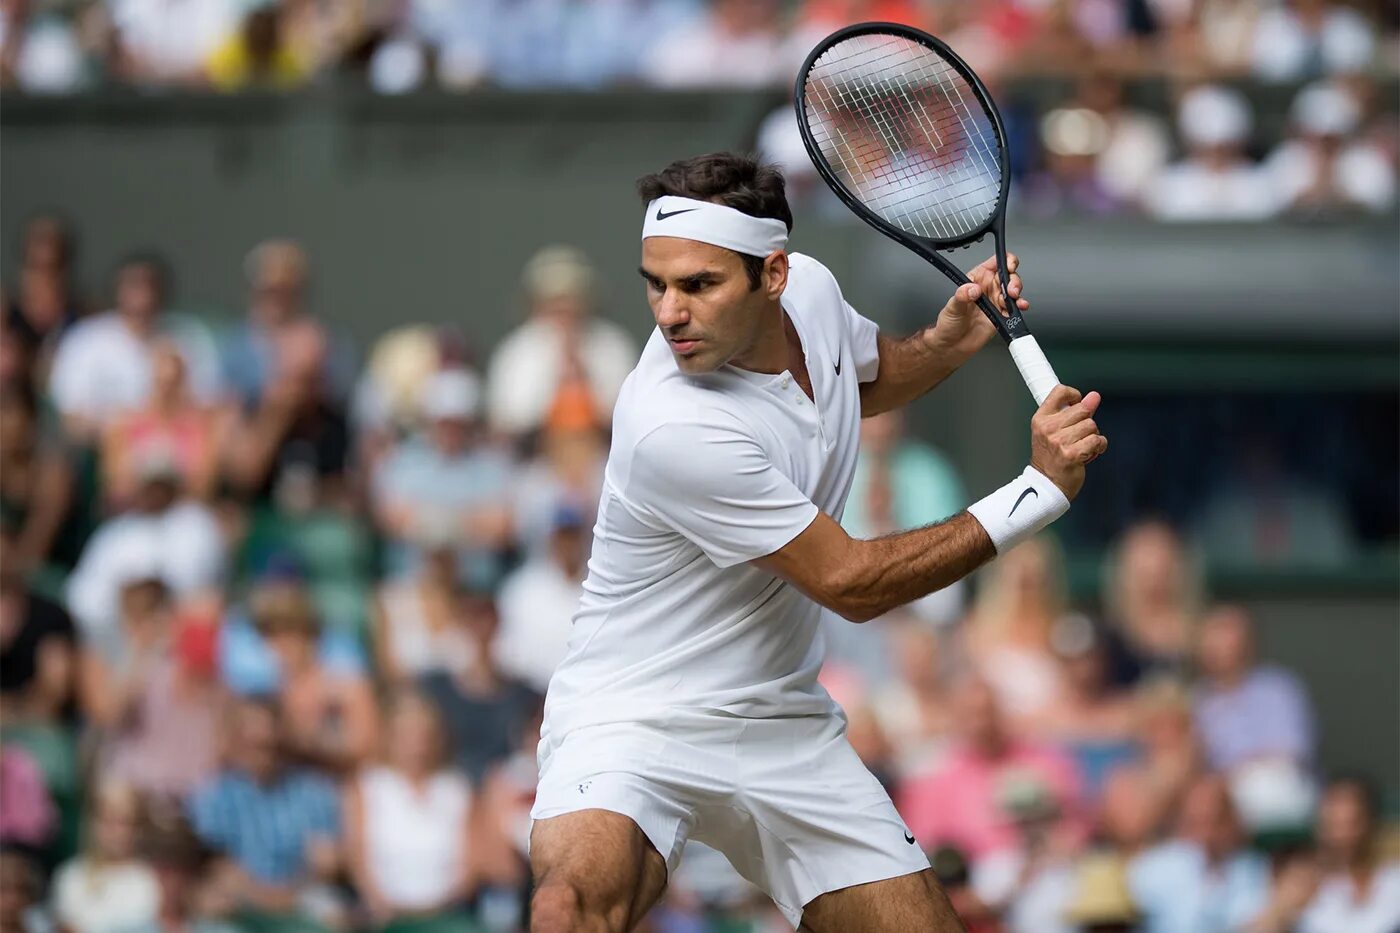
[834,513,994,621]
[859,329,971,417]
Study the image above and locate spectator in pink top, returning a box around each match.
[899,677,1086,863]
[0,744,56,849]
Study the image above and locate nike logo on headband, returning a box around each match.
[1008,487,1038,517]
[655,206,698,221]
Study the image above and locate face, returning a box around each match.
[956,680,1005,753]
[1178,776,1240,857]
[1197,607,1253,679]
[116,263,162,322]
[388,700,441,773]
[428,417,471,456]
[1099,767,1159,849]
[1120,524,1184,607]
[859,410,905,457]
[1316,783,1372,860]
[151,342,187,398]
[639,238,784,376]
[93,789,141,860]
[232,703,280,778]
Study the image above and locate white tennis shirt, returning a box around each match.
[542,253,881,740]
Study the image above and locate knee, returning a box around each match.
[530,881,586,933]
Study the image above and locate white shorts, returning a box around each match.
[530,712,930,929]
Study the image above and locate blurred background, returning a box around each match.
[0,0,1397,931]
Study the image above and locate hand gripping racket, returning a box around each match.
[795,22,1059,404]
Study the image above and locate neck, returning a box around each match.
[727,301,788,374]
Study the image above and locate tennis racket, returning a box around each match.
[795,22,1058,405]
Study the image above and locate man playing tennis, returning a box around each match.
[529,153,1108,932]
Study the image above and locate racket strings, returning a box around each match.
[803,34,1002,241]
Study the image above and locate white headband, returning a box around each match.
[642,196,789,257]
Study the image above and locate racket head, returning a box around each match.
[795,23,1028,339]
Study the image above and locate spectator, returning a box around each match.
[372,366,513,585]
[224,317,352,511]
[205,5,309,92]
[220,239,349,406]
[0,381,72,576]
[0,516,76,725]
[872,618,957,777]
[0,0,85,93]
[1267,81,1396,215]
[142,812,241,933]
[1136,677,1204,822]
[79,584,224,801]
[101,339,230,508]
[1061,854,1141,933]
[6,213,83,359]
[641,0,792,88]
[1128,773,1270,933]
[1101,521,1202,685]
[50,780,160,933]
[1145,85,1278,221]
[345,690,477,926]
[108,0,240,86]
[373,536,476,686]
[48,254,221,443]
[218,557,370,700]
[65,451,225,641]
[349,324,443,471]
[0,744,56,851]
[843,409,966,622]
[419,586,541,786]
[900,677,1086,863]
[493,502,588,694]
[1299,776,1400,933]
[1096,764,1168,860]
[485,245,636,437]
[511,406,606,561]
[967,536,1070,722]
[0,849,47,933]
[1251,0,1376,82]
[247,580,378,774]
[1194,604,1316,827]
[1032,615,1139,797]
[188,697,344,925]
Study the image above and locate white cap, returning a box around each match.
[1291,82,1360,138]
[1178,85,1252,148]
[420,367,481,422]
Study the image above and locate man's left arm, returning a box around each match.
[859,254,1028,418]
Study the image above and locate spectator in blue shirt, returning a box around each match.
[1129,773,1270,933]
[188,697,343,920]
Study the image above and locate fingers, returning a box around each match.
[1057,417,1099,445]
[1069,433,1109,464]
[1039,384,1082,414]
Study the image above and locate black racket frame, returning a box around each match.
[794,21,1030,343]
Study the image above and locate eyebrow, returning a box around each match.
[637,267,723,287]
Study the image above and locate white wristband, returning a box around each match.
[966,466,1070,555]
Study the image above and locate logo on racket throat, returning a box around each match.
[655,206,698,221]
[1009,487,1038,517]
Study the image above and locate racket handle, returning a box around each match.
[1008,335,1059,406]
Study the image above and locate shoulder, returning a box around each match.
[783,252,844,307]
[1252,665,1306,695]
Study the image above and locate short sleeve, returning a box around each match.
[625,420,819,569]
[842,299,881,384]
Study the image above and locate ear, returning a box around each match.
[763,250,789,300]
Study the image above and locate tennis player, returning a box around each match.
[528,153,1107,932]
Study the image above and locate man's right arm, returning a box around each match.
[755,510,995,623]
[756,384,1107,622]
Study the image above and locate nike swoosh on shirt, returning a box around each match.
[655,207,698,221]
[905,832,917,845]
[1008,487,1038,517]
[834,350,842,376]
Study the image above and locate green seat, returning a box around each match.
[379,913,482,933]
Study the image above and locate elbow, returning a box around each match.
[822,560,884,624]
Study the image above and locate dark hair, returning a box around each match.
[114,252,171,300]
[637,152,792,291]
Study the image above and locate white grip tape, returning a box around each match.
[1008,335,1058,406]
[966,466,1070,555]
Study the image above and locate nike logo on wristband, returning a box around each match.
[655,206,698,221]
[1008,487,1038,517]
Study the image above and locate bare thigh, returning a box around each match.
[529,809,670,933]
[798,868,966,933]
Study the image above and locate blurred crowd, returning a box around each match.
[1,211,1397,933]
[3,0,1397,222]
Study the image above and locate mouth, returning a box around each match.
[668,337,701,355]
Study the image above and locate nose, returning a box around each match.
[654,291,690,330]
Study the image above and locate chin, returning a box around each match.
[671,349,723,375]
